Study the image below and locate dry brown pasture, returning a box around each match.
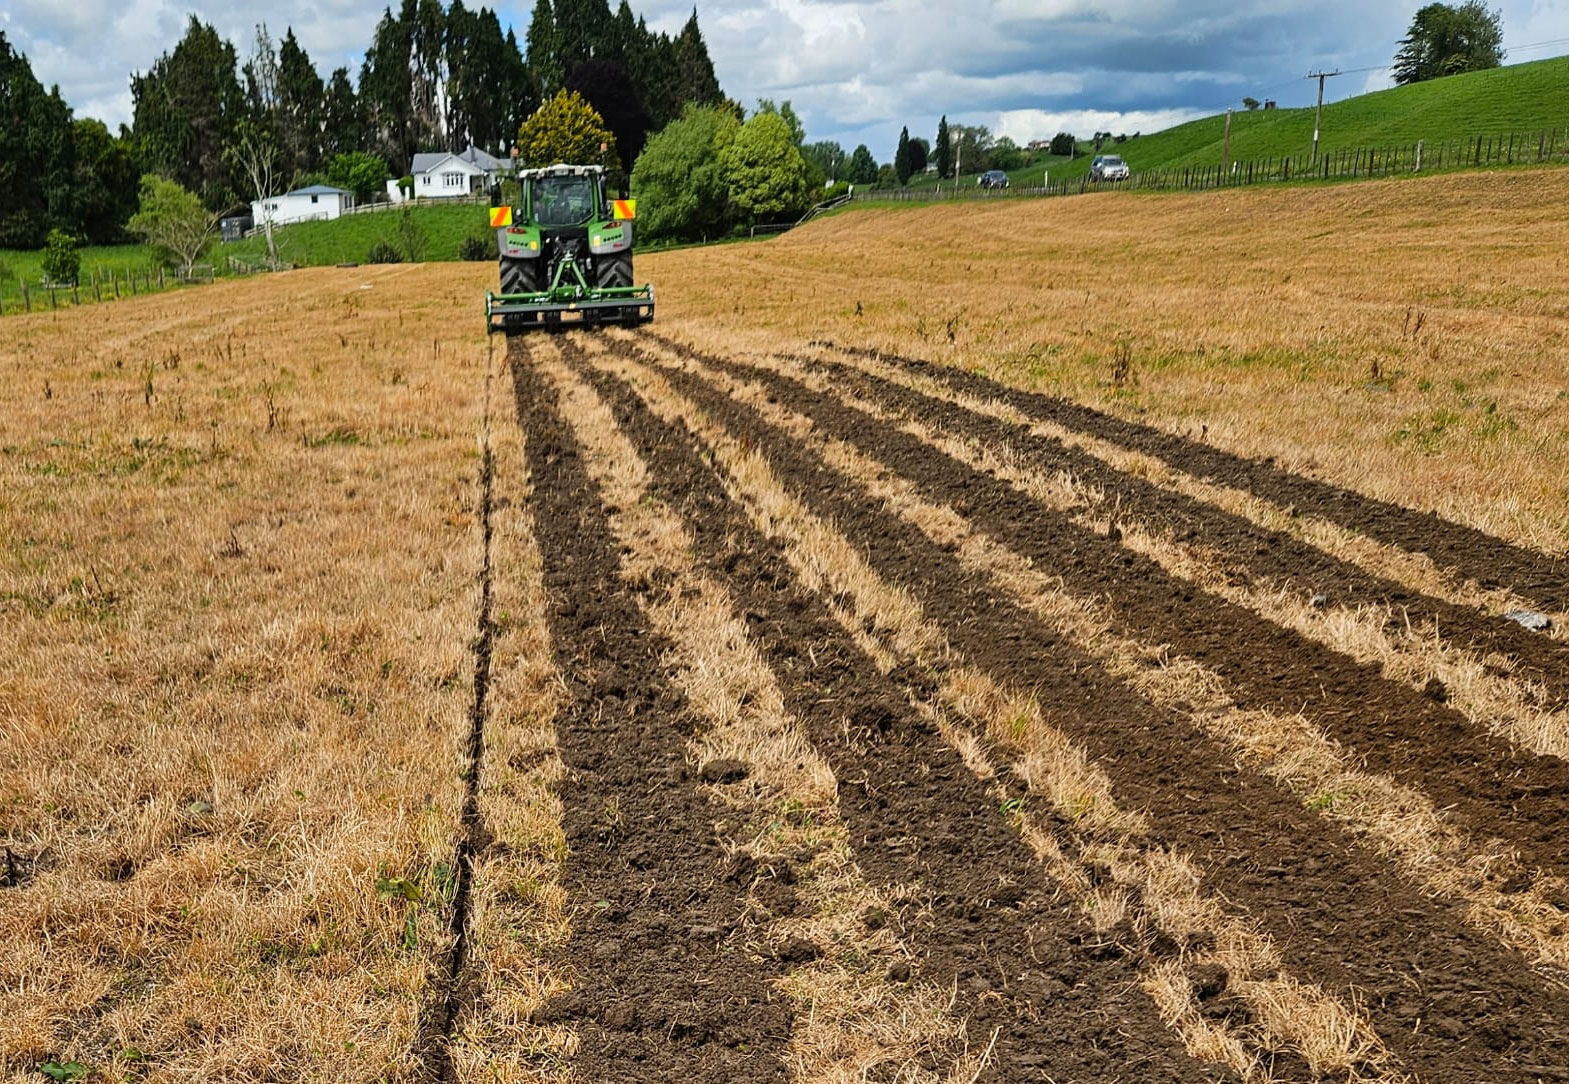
[5,166,1569,1083]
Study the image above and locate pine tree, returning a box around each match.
[673,9,722,107]
[406,0,450,150]
[131,16,247,207]
[555,0,612,73]
[0,31,76,247]
[526,0,564,100]
[894,125,912,186]
[277,29,325,175]
[322,67,367,159]
[934,115,952,179]
[360,8,414,171]
[501,29,537,153]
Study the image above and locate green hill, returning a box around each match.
[924,54,1569,188]
[224,201,494,267]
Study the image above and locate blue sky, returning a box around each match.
[5,0,1568,159]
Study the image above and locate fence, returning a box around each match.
[849,125,1569,205]
[0,263,209,317]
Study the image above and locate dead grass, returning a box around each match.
[638,168,1569,554]
[0,266,495,1079]
[597,336,1409,1082]
[446,340,574,1082]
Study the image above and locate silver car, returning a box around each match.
[1089,155,1129,182]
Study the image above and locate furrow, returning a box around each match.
[591,338,1447,1083]
[617,333,1569,1082]
[571,338,1253,1084]
[658,338,1569,876]
[816,341,1569,615]
[447,344,573,1081]
[784,345,1569,760]
[505,336,792,1082]
[540,341,993,1084]
[417,338,501,1080]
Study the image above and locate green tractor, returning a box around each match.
[485,163,655,333]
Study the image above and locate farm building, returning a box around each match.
[407,145,512,199]
[250,185,354,227]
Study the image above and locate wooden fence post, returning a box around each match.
[72,282,79,305]
[158,266,165,290]
[21,279,30,312]
[93,269,101,303]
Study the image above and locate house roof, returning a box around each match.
[287,184,350,196]
[412,145,508,175]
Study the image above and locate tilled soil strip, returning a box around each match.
[566,344,1233,1084]
[797,348,1556,635]
[791,349,1569,748]
[540,343,995,1083]
[655,341,1569,977]
[819,342,1569,615]
[675,343,1569,875]
[592,344,1410,1082]
[506,340,792,1082]
[630,339,1569,1082]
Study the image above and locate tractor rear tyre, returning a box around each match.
[595,253,633,322]
[499,255,541,296]
[498,256,544,333]
[596,253,633,288]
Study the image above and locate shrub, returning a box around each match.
[366,240,404,264]
[458,233,497,261]
[395,206,427,262]
[42,229,81,285]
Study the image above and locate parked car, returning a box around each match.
[978,169,1010,189]
[1089,155,1130,182]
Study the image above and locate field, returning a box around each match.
[5,167,1569,1082]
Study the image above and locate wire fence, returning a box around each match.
[850,125,1569,204]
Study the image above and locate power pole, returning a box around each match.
[1306,69,1341,162]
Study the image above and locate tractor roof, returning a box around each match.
[517,163,606,179]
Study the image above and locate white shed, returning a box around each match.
[251,185,354,227]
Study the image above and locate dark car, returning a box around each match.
[978,169,1010,189]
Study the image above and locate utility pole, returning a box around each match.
[1306,69,1341,162]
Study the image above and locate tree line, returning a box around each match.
[0,0,724,249]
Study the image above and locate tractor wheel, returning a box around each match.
[596,253,633,289]
[595,253,633,322]
[499,255,541,296]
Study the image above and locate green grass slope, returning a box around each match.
[915,54,1569,188]
[223,201,495,267]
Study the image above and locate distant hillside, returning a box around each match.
[936,54,1569,187]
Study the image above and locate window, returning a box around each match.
[310,194,319,203]
[531,175,595,226]
[443,171,463,189]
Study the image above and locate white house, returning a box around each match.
[407,145,511,199]
[251,184,354,226]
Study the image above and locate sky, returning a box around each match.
[5,0,1569,159]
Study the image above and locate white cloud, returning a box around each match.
[3,0,1562,156]
[995,105,1208,145]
